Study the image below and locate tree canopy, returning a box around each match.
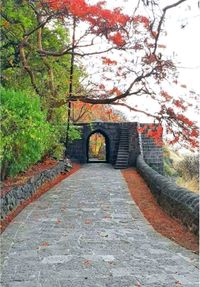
[1,0,199,150]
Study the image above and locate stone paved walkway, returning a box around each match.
[0,164,199,287]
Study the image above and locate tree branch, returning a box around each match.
[38,46,114,57]
[153,0,187,54]
[19,44,42,97]
[111,102,160,120]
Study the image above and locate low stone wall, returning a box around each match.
[136,155,199,236]
[0,160,71,220]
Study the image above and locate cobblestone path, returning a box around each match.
[1,164,199,287]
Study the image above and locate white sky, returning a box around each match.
[164,1,200,91]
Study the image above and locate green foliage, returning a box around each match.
[163,146,179,177]
[1,0,85,119]
[50,143,65,160]
[1,1,83,177]
[49,125,81,159]
[68,125,81,142]
[163,158,178,177]
[0,87,56,179]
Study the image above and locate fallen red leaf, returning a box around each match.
[122,168,199,253]
[41,241,49,247]
[84,219,92,224]
[83,259,92,266]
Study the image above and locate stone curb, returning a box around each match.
[0,160,71,220]
[136,155,199,236]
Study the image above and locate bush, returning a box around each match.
[0,87,56,179]
[163,146,179,177]
[48,123,81,160]
[175,155,199,192]
[176,155,199,181]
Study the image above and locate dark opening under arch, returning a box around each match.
[87,130,110,163]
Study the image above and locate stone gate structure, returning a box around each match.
[67,122,164,174]
[1,122,199,237]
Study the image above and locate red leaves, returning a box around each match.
[138,124,163,146]
[83,259,92,267]
[168,137,179,145]
[72,102,124,122]
[133,15,150,28]
[147,125,163,146]
[176,114,193,126]
[143,54,157,65]
[173,100,187,111]
[45,0,129,43]
[41,241,49,247]
[123,168,199,252]
[109,32,126,46]
[164,108,199,150]
[105,108,112,115]
[166,107,175,117]
[160,91,173,102]
[137,126,146,133]
[191,129,199,138]
[45,0,89,17]
[84,219,92,224]
[133,43,143,50]
[102,57,117,65]
[109,87,121,96]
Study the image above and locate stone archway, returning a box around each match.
[66,122,164,173]
[86,129,110,163]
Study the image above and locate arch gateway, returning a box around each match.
[87,130,109,162]
[67,122,164,174]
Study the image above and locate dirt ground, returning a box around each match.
[122,168,199,253]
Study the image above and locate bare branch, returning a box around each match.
[111,102,160,120]
[38,45,115,57]
[153,0,187,54]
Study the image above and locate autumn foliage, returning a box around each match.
[1,0,199,151]
[71,102,126,123]
[43,0,129,46]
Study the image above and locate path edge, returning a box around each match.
[0,163,81,234]
[122,168,199,253]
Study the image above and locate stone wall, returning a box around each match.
[128,123,140,166]
[136,155,199,235]
[67,126,86,163]
[83,122,121,164]
[67,122,164,172]
[67,122,121,164]
[139,124,164,174]
[0,160,71,220]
